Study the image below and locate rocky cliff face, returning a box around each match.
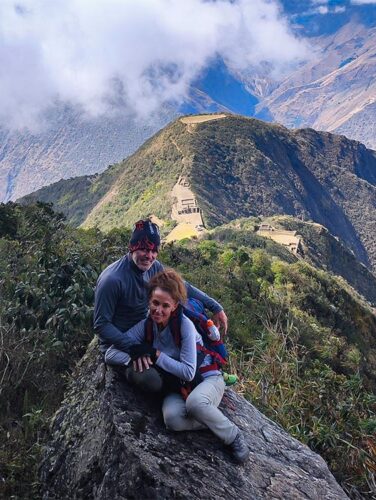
[258,22,376,151]
[40,341,347,499]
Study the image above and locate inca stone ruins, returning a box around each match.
[166,176,205,242]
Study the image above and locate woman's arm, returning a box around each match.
[156,316,197,381]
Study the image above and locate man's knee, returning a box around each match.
[163,406,186,431]
[127,367,163,393]
[104,346,131,366]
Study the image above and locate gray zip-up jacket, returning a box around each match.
[119,314,198,381]
[94,253,223,352]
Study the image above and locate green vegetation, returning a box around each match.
[0,202,131,498]
[161,240,376,497]
[264,215,376,305]
[81,124,190,230]
[1,203,375,498]
[19,115,376,272]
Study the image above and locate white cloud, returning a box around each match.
[302,2,347,15]
[0,0,310,130]
[351,0,376,4]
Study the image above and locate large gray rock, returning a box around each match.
[40,341,348,499]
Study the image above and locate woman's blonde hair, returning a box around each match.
[148,268,187,304]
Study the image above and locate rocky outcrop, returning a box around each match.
[40,341,347,499]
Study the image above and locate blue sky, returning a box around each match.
[281,0,376,35]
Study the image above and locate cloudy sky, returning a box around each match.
[0,0,373,131]
[0,0,313,130]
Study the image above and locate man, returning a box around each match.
[94,219,228,367]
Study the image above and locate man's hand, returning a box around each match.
[129,343,157,361]
[133,355,153,372]
[212,310,228,336]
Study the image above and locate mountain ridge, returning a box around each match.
[3,17,376,203]
[258,21,376,149]
[20,114,376,275]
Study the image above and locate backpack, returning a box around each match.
[144,299,228,397]
[183,298,228,373]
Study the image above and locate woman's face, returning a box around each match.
[149,287,178,328]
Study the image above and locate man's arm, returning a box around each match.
[184,281,222,312]
[94,275,130,351]
[184,281,228,334]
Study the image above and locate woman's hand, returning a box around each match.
[132,347,160,372]
[133,355,153,372]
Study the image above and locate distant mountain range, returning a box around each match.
[257,21,376,150]
[0,104,176,202]
[21,114,376,278]
[3,6,376,202]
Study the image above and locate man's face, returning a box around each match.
[131,248,158,272]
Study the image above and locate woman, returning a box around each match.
[122,268,249,464]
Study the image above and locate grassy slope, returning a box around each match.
[263,215,376,305]
[1,204,375,497]
[19,165,120,227]
[82,121,188,230]
[188,116,376,269]
[19,115,376,272]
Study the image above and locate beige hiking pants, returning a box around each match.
[162,375,238,445]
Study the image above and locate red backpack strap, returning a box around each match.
[196,344,226,364]
[196,344,227,373]
[144,316,154,344]
[169,304,183,348]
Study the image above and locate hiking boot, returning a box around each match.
[229,431,250,464]
[223,372,238,386]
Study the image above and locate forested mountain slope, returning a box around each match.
[1,203,375,498]
[210,217,376,306]
[21,115,376,272]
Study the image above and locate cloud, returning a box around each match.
[0,0,309,130]
[351,0,376,4]
[309,0,346,8]
[299,1,347,15]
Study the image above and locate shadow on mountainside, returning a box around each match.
[287,146,370,267]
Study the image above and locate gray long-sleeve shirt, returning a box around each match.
[93,253,223,352]
[120,314,198,381]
